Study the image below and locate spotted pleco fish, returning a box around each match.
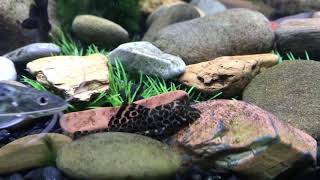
[74,99,201,140]
[0,82,68,129]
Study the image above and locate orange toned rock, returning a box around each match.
[60,90,189,134]
[170,100,317,180]
[178,54,279,97]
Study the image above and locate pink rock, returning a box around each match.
[60,90,189,133]
[171,100,317,179]
[270,21,279,31]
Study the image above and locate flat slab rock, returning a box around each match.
[60,90,189,133]
[26,54,109,102]
[170,100,317,180]
[179,54,279,97]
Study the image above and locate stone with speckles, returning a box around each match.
[170,99,317,180]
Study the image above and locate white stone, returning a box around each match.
[108,41,186,80]
[0,57,17,81]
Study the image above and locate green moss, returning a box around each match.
[57,0,141,34]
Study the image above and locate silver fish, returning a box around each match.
[0,82,68,129]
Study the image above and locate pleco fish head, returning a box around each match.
[0,83,68,117]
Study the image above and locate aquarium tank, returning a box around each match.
[0,0,319,179]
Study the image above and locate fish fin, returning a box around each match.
[29,3,39,18]
[0,116,27,129]
[21,18,39,29]
[34,0,49,18]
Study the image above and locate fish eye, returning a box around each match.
[37,96,49,106]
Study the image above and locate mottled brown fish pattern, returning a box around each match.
[73,99,201,140]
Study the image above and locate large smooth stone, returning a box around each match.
[26,54,109,102]
[171,100,317,180]
[0,0,59,55]
[275,18,320,61]
[152,9,275,65]
[179,54,279,97]
[108,41,186,79]
[3,43,61,63]
[0,57,17,81]
[143,3,201,41]
[0,133,71,174]
[57,132,181,180]
[60,90,189,134]
[72,15,129,49]
[243,60,320,139]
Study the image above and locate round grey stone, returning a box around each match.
[243,61,320,139]
[72,15,129,49]
[56,132,181,180]
[108,41,186,79]
[143,3,201,41]
[152,8,275,65]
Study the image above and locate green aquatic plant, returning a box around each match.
[274,50,311,64]
[51,30,108,56]
[56,0,141,34]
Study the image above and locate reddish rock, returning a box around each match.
[270,21,280,30]
[60,90,189,134]
[171,100,317,180]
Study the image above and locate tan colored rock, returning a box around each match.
[171,100,317,180]
[140,0,183,14]
[0,133,72,174]
[26,54,109,101]
[60,90,189,134]
[178,54,279,97]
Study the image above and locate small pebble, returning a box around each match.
[25,166,63,180]
[0,57,17,81]
[5,173,24,180]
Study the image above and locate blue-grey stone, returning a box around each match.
[190,0,226,15]
[3,43,61,63]
[108,41,186,80]
[0,57,17,81]
[24,166,63,180]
